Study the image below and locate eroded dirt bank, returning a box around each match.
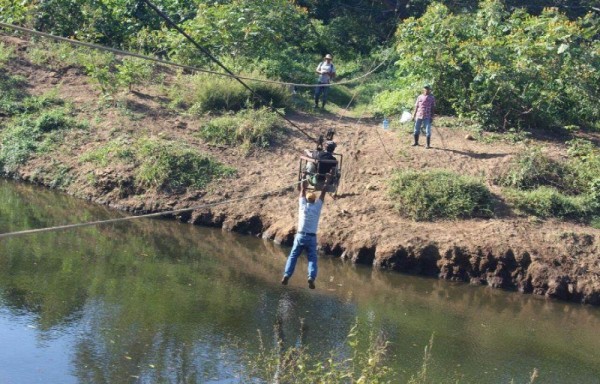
[2,35,599,305]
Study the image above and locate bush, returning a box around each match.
[388,170,494,221]
[392,1,600,131]
[198,107,284,150]
[493,147,566,191]
[134,138,235,192]
[505,187,591,220]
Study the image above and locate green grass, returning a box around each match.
[493,147,566,191]
[134,137,235,192]
[0,108,82,173]
[170,73,291,114]
[198,107,284,151]
[505,187,591,220]
[388,170,494,221]
[0,42,15,67]
[79,137,135,167]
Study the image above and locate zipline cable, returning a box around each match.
[0,22,386,90]
[0,179,305,240]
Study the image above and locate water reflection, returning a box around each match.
[0,180,599,383]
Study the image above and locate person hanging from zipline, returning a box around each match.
[314,54,336,109]
[281,173,331,289]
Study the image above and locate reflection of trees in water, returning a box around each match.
[2,180,600,382]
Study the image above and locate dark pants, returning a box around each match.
[314,84,329,105]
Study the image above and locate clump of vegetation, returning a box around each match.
[198,107,284,150]
[242,322,396,384]
[134,138,235,192]
[388,170,494,221]
[172,74,291,114]
[79,137,134,167]
[0,108,82,173]
[504,187,590,220]
[494,142,600,220]
[0,42,15,67]
[493,147,566,191]
[386,1,600,131]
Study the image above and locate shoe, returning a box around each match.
[412,134,419,146]
[308,279,315,289]
[281,275,289,285]
[426,137,431,149]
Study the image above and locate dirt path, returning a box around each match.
[1,35,599,305]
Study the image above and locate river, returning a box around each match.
[0,180,599,383]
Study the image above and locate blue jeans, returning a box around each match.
[414,118,432,138]
[314,84,329,105]
[284,233,318,280]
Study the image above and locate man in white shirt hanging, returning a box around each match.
[281,176,330,289]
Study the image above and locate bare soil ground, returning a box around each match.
[2,35,599,305]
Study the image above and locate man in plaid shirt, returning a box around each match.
[412,85,436,149]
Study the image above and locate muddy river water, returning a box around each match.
[0,180,599,383]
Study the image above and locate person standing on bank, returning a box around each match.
[281,175,330,289]
[412,84,436,149]
[314,54,336,109]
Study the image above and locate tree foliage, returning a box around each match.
[389,0,600,131]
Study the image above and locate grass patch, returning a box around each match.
[389,170,494,221]
[171,73,291,114]
[134,137,235,192]
[493,147,566,191]
[0,108,82,173]
[0,42,15,67]
[198,107,284,150]
[79,137,134,167]
[494,141,600,222]
[505,187,591,220]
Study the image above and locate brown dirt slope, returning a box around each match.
[1,35,599,305]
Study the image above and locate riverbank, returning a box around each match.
[1,34,599,305]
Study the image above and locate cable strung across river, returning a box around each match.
[0,179,304,239]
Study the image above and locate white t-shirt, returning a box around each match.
[297,197,323,234]
[316,62,335,84]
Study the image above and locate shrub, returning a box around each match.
[493,147,566,191]
[392,1,600,131]
[388,170,494,221]
[134,138,235,192]
[198,107,284,150]
[505,187,591,220]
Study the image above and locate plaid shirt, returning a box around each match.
[415,94,435,119]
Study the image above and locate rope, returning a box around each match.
[0,22,384,89]
[0,179,304,239]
